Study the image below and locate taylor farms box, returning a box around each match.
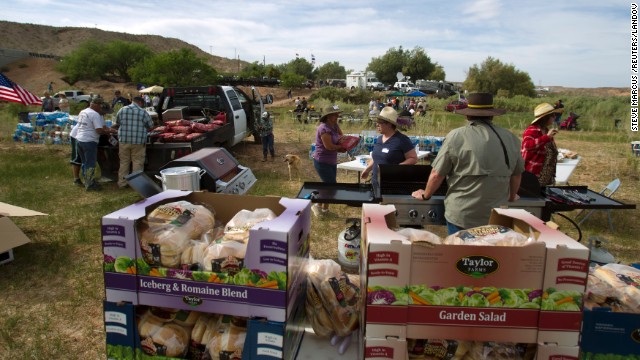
[360,204,411,355]
[102,190,311,322]
[536,343,580,360]
[580,307,640,359]
[362,337,408,360]
[491,208,589,347]
[407,217,546,343]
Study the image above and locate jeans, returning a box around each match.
[77,140,98,188]
[313,159,337,183]
[446,220,465,235]
[261,133,275,157]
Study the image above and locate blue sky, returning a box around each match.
[2,0,631,88]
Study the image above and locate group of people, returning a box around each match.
[310,92,565,235]
[70,90,153,191]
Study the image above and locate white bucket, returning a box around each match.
[155,166,206,191]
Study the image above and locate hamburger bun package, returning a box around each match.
[139,201,215,268]
[147,323,190,358]
[223,208,277,242]
[206,317,247,360]
[444,225,534,247]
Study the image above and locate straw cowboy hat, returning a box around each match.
[455,93,506,117]
[376,106,399,126]
[532,103,563,124]
[319,104,342,122]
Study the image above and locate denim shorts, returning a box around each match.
[313,159,337,183]
[69,137,81,165]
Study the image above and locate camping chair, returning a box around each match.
[575,178,621,232]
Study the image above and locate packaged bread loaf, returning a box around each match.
[206,317,247,360]
[590,263,640,313]
[223,208,277,242]
[444,225,533,247]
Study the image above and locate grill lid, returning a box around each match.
[379,164,447,196]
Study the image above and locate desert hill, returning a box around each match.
[0,20,629,100]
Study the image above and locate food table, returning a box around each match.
[337,150,431,183]
[555,156,580,185]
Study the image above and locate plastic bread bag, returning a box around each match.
[397,228,442,245]
[201,238,247,273]
[591,263,640,313]
[223,208,277,242]
[139,322,190,358]
[206,317,247,360]
[444,225,533,247]
[146,200,216,240]
[463,341,535,360]
[306,259,360,354]
[407,338,471,360]
[139,224,190,268]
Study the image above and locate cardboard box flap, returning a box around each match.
[0,202,47,217]
[0,217,32,253]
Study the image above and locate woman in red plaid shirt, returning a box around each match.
[521,103,563,185]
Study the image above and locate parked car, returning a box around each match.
[444,99,468,112]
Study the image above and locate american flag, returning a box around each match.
[0,72,42,106]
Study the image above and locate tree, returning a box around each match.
[56,40,110,83]
[239,61,266,79]
[129,48,218,87]
[103,41,153,82]
[367,46,438,85]
[280,58,314,79]
[463,57,536,97]
[279,72,306,89]
[314,61,347,82]
[429,65,446,81]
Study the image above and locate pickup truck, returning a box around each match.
[42,90,92,110]
[393,81,417,93]
[97,85,266,180]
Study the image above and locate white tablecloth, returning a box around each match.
[555,157,581,185]
[337,151,431,182]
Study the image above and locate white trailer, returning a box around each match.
[346,71,384,90]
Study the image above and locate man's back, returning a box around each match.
[117,104,152,144]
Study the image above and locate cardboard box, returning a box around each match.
[360,204,412,342]
[102,190,311,322]
[580,307,640,358]
[491,208,589,347]
[362,337,408,360]
[536,343,580,360]
[0,201,47,265]
[103,301,307,360]
[407,211,546,343]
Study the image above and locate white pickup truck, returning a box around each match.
[393,81,417,93]
[42,90,92,109]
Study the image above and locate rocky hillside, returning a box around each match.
[0,20,244,72]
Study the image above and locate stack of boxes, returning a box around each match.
[102,190,312,359]
[359,205,590,360]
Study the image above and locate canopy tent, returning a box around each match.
[406,90,427,97]
[386,91,405,97]
[139,85,164,94]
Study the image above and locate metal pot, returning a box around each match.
[155,166,206,191]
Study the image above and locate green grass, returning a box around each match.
[0,93,638,359]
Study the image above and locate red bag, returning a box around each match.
[152,126,167,132]
[214,112,227,124]
[190,122,209,133]
[171,133,187,142]
[158,132,176,142]
[212,120,225,126]
[164,119,191,127]
[170,126,192,134]
[339,135,360,151]
[185,133,203,141]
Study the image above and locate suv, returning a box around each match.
[393,81,417,93]
[42,90,92,110]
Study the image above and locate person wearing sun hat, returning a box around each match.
[412,92,525,234]
[311,104,347,217]
[521,103,562,186]
[362,106,417,193]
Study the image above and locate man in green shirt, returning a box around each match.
[412,93,524,234]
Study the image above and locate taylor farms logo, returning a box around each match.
[183,295,203,307]
[456,256,499,278]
